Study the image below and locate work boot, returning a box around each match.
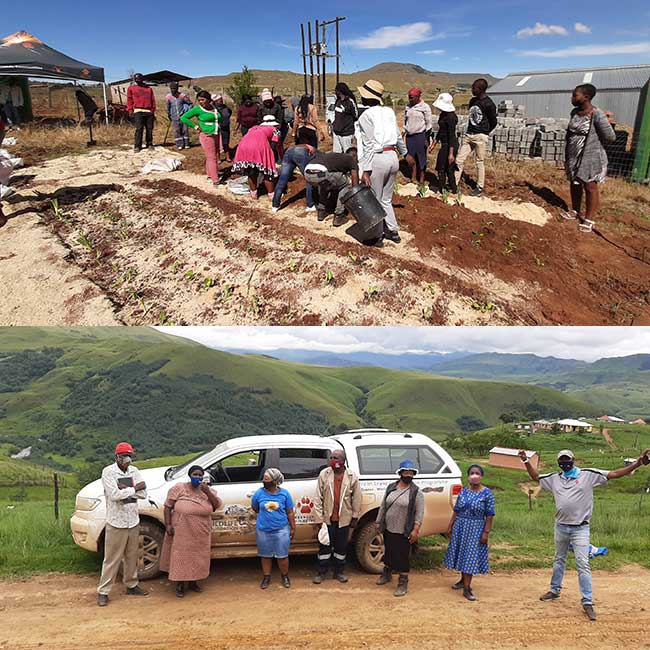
[452,579,464,590]
[188,581,203,593]
[281,574,291,588]
[583,604,597,621]
[334,572,349,583]
[317,210,327,222]
[384,230,401,243]
[394,575,409,597]
[470,186,483,197]
[97,594,109,607]
[126,585,148,596]
[260,574,271,589]
[539,591,560,601]
[376,567,392,586]
[332,214,349,227]
[312,573,327,584]
[175,583,185,598]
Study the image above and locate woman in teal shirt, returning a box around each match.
[181,91,222,185]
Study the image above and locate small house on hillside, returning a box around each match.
[557,418,593,433]
[489,447,539,470]
[532,419,552,432]
[597,415,625,423]
[630,418,647,425]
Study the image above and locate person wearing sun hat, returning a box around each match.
[374,458,424,596]
[519,445,650,620]
[403,87,433,187]
[430,92,459,193]
[232,114,284,199]
[96,442,148,606]
[356,79,408,247]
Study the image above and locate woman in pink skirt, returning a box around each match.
[232,114,283,198]
[160,465,222,598]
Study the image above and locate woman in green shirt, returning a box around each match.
[181,91,222,185]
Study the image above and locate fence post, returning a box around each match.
[53,472,60,520]
[528,488,533,511]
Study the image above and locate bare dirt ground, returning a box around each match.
[2,564,649,650]
[2,135,650,325]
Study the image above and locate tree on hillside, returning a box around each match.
[499,412,518,424]
[227,66,260,106]
[456,415,488,433]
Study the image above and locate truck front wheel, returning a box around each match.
[354,521,384,574]
[138,521,165,580]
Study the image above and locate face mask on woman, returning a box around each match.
[190,476,202,487]
[400,474,414,484]
[263,481,275,490]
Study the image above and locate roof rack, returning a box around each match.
[346,428,390,433]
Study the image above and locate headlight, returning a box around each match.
[76,496,101,511]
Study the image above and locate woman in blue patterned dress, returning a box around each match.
[444,464,495,601]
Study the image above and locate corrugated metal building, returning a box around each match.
[489,65,650,128]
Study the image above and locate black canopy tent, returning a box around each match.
[0,31,109,124]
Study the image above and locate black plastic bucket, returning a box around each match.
[341,184,386,232]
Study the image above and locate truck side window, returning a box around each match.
[278,448,330,480]
[357,446,444,475]
[208,450,266,484]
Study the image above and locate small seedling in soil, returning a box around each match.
[471,301,495,313]
[533,255,545,267]
[441,189,449,204]
[171,260,181,273]
[158,310,171,325]
[51,198,72,225]
[118,221,131,240]
[502,240,517,255]
[291,236,305,251]
[220,284,235,301]
[324,269,335,285]
[365,286,380,301]
[77,231,94,251]
[418,185,427,198]
[185,269,196,280]
[426,283,436,296]
[347,251,357,263]
[456,189,464,205]
[203,277,215,290]
[288,260,297,272]
[471,230,485,248]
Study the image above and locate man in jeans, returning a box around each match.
[312,449,362,583]
[272,143,316,214]
[127,73,156,152]
[454,78,497,196]
[97,442,149,606]
[519,447,649,620]
[304,148,359,227]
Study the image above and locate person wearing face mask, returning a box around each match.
[519,447,650,620]
[251,468,296,589]
[160,465,223,598]
[444,464,495,602]
[374,459,424,597]
[561,84,616,233]
[97,442,148,606]
[312,449,362,584]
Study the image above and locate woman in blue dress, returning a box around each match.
[444,464,495,601]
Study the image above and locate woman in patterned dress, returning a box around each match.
[444,464,495,601]
[562,83,615,232]
[160,465,222,598]
[232,114,283,199]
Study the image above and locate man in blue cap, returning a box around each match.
[375,459,424,596]
[519,446,649,620]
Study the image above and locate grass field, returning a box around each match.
[1,423,649,579]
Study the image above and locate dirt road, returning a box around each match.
[2,564,649,650]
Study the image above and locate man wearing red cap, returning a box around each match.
[403,87,433,187]
[96,442,148,606]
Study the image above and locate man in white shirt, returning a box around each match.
[356,80,407,247]
[97,442,148,606]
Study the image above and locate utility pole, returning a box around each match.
[300,18,345,114]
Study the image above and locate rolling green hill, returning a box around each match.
[0,328,602,469]
[432,352,650,419]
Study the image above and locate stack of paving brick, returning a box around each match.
[497,100,525,118]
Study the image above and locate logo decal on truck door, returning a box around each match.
[296,497,315,514]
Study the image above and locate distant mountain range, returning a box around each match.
[193,62,500,100]
[224,350,650,419]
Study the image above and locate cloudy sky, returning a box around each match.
[7,0,649,80]
[158,327,650,362]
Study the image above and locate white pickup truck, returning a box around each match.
[71,430,462,578]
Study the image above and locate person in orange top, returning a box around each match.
[312,449,362,584]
